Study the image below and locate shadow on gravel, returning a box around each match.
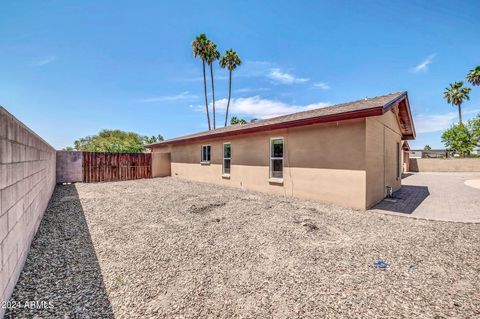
[372,185,430,214]
[5,184,114,318]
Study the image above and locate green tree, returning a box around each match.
[219,49,242,127]
[192,34,211,130]
[230,116,247,125]
[466,66,480,86]
[424,145,432,151]
[63,146,74,151]
[205,39,220,129]
[443,81,471,125]
[441,124,478,157]
[468,114,480,146]
[73,129,161,153]
[144,134,164,145]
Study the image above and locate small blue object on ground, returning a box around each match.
[408,264,416,270]
[373,261,388,270]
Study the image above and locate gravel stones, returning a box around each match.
[6,177,480,318]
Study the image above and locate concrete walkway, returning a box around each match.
[372,172,480,223]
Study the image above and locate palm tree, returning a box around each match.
[205,40,220,129]
[219,49,242,127]
[230,116,247,125]
[192,34,211,130]
[467,66,480,86]
[443,81,471,125]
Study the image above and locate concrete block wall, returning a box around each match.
[0,106,56,316]
[409,158,480,172]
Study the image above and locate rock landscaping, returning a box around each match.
[6,177,480,318]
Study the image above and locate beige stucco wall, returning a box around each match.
[0,107,56,317]
[153,119,368,209]
[153,113,405,210]
[365,110,403,208]
[403,151,410,172]
[152,153,171,177]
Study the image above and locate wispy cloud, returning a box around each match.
[136,91,198,103]
[415,112,456,133]
[267,68,309,84]
[33,55,56,66]
[313,82,330,90]
[410,54,436,73]
[415,108,480,133]
[196,96,330,119]
[235,60,273,78]
[234,87,270,94]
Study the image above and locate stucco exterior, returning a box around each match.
[365,110,403,208]
[151,111,404,210]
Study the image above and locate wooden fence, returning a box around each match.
[82,152,151,182]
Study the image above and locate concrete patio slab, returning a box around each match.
[372,172,480,223]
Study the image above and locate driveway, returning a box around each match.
[6,177,480,318]
[372,172,480,223]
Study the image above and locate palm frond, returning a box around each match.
[467,66,480,86]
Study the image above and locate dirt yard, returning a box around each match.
[6,177,480,318]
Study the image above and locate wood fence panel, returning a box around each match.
[82,152,151,183]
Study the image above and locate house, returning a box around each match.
[147,91,416,209]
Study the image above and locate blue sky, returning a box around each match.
[1,0,479,149]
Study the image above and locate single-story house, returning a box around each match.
[147,91,416,209]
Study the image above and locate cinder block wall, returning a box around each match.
[409,158,480,172]
[0,107,56,316]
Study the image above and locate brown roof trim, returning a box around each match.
[147,91,414,147]
[149,107,384,146]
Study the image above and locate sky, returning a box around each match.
[1,0,479,150]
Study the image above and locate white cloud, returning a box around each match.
[33,55,56,66]
[234,87,270,94]
[212,96,330,119]
[236,60,273,78]
[267,68,309,84]
[410,54,436,73]
[136,91,198,103]
[313,82,330,90]
[415,112,456,133]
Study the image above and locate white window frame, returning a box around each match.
[269,137,284,180]
[223,142,231,175]
[201,144,211,163]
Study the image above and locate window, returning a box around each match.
[201,145,211,162]
[223,143,231,175]
[270,138,284,179]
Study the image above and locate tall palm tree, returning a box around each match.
[219,49,242,127]
[192,34,211,130]
[443,81,471,125]
[467,66,480,86]
[205,40,220,129]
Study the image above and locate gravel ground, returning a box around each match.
[6,177,480,318]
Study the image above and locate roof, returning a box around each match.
[147,91,416,147]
